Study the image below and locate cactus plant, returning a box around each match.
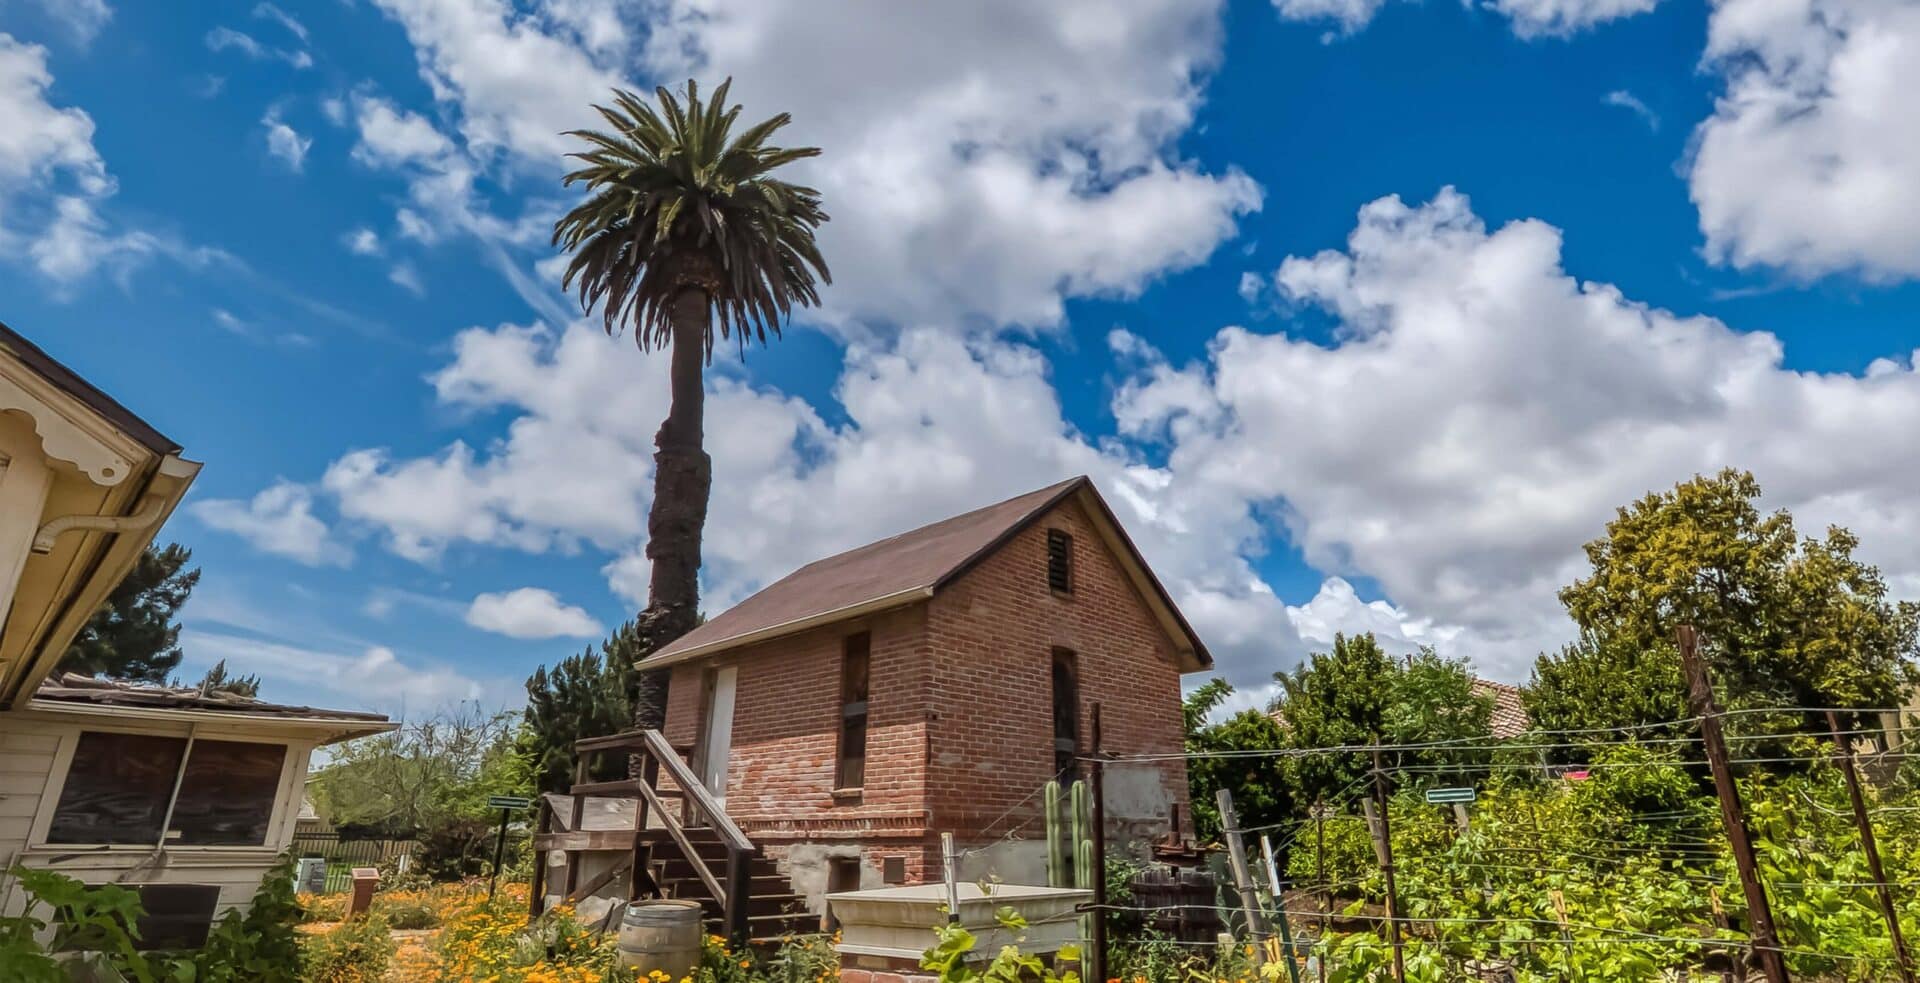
[1044,780,1066,888]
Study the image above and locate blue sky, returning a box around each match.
[3,0,1917,715]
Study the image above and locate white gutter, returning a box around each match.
[639,585,937,670]
[31,494,165,554]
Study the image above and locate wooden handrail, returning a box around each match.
[640,729,753,853]
[557,727,755,943]
[572,729,653,753]
[632,779,728,905]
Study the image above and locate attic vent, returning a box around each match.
[1046,529,1073,594]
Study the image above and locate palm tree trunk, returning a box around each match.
[630,285,712,734]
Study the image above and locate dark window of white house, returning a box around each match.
[1046,529,1073,594]
[46,732,187,844]
[133,884,220,950]
[1052,649,1079,779]
[47,732,285,847]
[171,740,286,845]
[836,632,871,789]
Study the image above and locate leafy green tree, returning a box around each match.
[313,707,532,877]
[522,620,640,793]
[1183,679,1291,839]
[554,79,831,730]
[1523,633,1689,764]
[58,543,199,683]
[1536,469,1918,735]
[1273,634,1493,808]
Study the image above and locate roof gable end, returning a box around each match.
[642,477,1210,672]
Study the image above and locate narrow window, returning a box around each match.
[881,855,908,884]
[170,740,286,845]
[47,732,187,844]
[1052,649,1080,779]
[836,632,871,790]
[1046,529,1073,594]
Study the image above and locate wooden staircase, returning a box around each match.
[529,729,815,944]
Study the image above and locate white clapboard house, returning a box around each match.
[0,322,393,948]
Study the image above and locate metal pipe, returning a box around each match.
[32,495,165,554]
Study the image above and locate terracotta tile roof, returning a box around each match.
[1473,678,1532,739]
[646,476,1210,669]
[34,672,391,723]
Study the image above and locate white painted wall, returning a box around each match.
[0,708,320,926]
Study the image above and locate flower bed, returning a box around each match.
[295,883,836,983]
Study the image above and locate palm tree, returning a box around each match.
[554,79,830,729]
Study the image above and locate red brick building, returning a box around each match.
[640,476,1210,909]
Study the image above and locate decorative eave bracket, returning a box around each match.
[0,372,137,487]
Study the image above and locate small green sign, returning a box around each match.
[487,795,532,811]
[1425,787,1476,805]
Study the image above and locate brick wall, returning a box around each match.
[662,604,933,841]
[924,497,1192,850]
[657,492,1193,895]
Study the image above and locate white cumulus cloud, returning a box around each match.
[1133,187,1920,675]
[262,112,311,171]
[192,480,348,566]
[466,587,602,639]
[359,0,1260,333]
[1271,0,1657,39]
[1690,0,1920,281]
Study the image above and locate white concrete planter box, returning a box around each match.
[828,883,1091,965]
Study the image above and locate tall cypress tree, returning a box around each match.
[59,543,200,683]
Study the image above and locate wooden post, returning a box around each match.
[1089,703,1109,983]
[1548,888,1574,962]
[528,799,550,919]
[1359,800,1389,866]
[1370,746,1406,983]
[488,807,510,900]
[1315,804,1329,983]
[1216,788,1269,943]
[725,847,752,947]
[564,756,587,900]
[1261,834,1303,983]
[1678,625,1789,983]
[1827,708,1916,983]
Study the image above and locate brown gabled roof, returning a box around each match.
[644,476,1211,671]
[0,321,180,455]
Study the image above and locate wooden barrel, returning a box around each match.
[617,900,704,979]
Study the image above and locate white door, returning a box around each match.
[701,666,738,805]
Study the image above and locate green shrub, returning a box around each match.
[299,913,397,983]
[192,856,303,982]
[0,866,149,983]
[374,895,442,930]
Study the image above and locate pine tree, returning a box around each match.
[194,659,262,698]
[521,620,641,793]
[59,543,200,683]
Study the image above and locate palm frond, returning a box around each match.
[553,78,829,355]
